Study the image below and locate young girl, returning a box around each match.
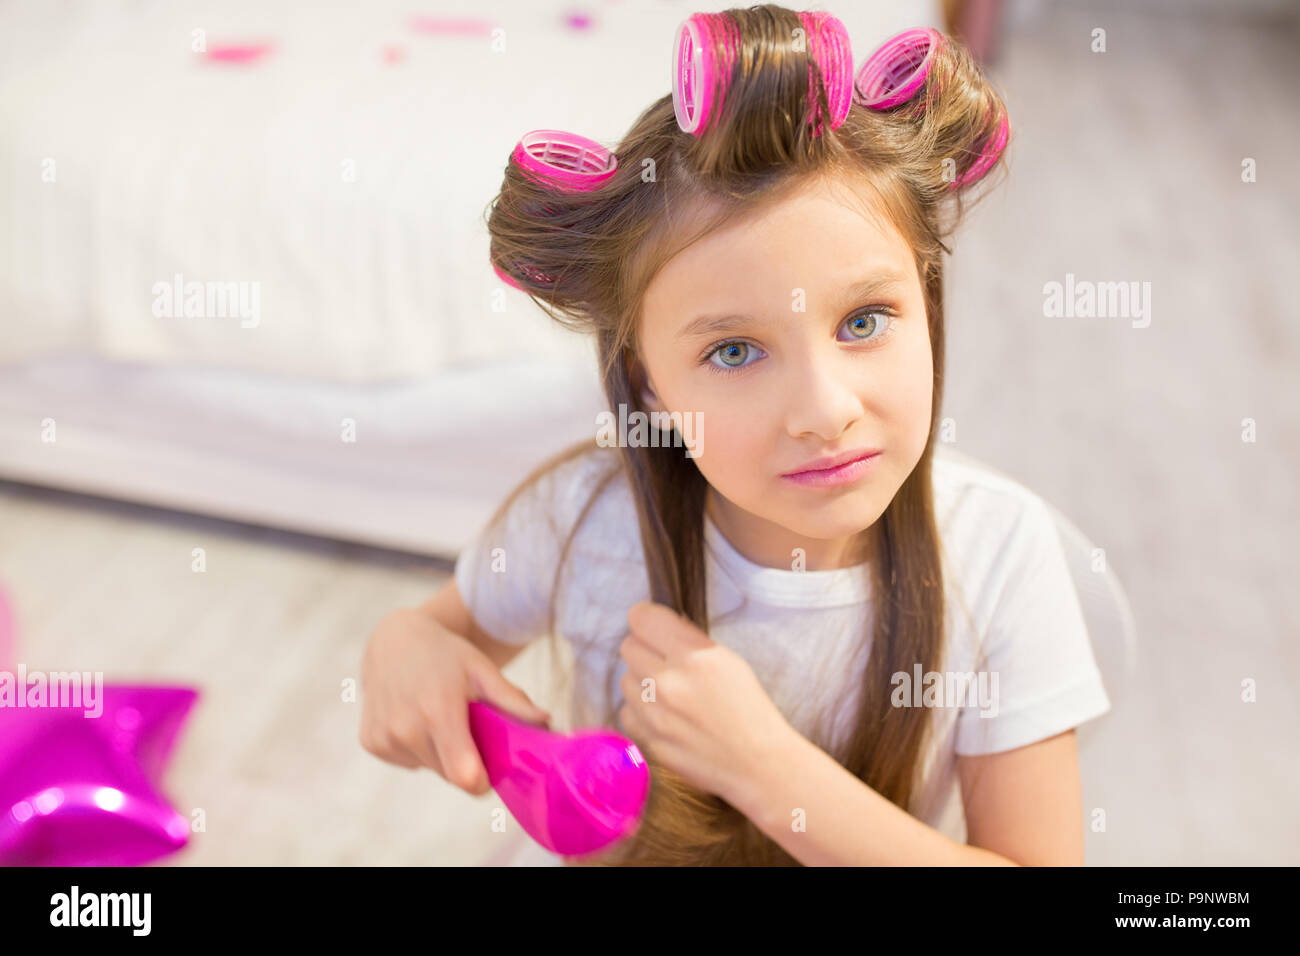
[360,5,1110,866]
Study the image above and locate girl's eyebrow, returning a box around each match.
[675,269,911,341]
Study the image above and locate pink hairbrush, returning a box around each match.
[467,699,649,858]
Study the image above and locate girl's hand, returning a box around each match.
[359,606,551,795]
[617,600,795,805]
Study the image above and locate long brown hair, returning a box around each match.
[478,4,1009,865]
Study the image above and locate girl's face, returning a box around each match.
[636,173,933,572]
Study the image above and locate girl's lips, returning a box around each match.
[780,451,882,488]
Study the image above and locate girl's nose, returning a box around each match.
[781,346,864,442]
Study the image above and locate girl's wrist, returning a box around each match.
[728,721,807,814]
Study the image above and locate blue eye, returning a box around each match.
[704,340,764,373]
[838,308,894,342]
[699,307,896,376]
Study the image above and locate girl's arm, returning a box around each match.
[957,730,1086,865]
[419,579,530,671]
[730,728,1084,865]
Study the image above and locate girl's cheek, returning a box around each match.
[894,331,935,411]
[696,412,760,475]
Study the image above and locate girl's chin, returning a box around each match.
[781,497,882,533]
[762,510,878,538]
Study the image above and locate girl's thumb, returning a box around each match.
[470,662,552,726]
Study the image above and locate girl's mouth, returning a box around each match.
[780,451,882,488]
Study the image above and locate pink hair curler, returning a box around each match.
[672,10,853,137]
[797,11,854,136]
[855,26,1008,188]
[492,261,556,291]
[853,26,944,110]
[491,129,615,289]
[955,112,1010,187]
[467,699,650,858]
[671,13,736,135]
[511,129,617,193]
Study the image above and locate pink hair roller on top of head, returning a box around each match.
[852,26,945,109]
[854,26,1009,188]
[468,700,649,858]
[491,129,617,291]
[672,10,854,137]
[671,13,736,135]
[796,11,855,136]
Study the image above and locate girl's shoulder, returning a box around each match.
[931,450,1060,550]
[930,450,1072,620]
[509,443,642,561]
[530,446,652,640]
[930,451,1090,662]
[453,444,642,648]
[931,451,1112,755]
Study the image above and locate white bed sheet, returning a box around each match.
[0,0,938,382]
[0,350,608,557]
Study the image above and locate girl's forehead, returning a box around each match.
[631,171,917,345]
[650,192,911,292]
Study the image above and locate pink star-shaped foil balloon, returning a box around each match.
[0,684,199,866]
[1,584,200,866]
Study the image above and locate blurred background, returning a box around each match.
[0,0,1295,865]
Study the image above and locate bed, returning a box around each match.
[0,0,940,558]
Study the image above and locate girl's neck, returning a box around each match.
[704,486,876,573]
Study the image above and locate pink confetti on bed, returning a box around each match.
[409,16,497,36]
[204,41,275,65]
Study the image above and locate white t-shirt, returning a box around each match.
[455,445,1111,864]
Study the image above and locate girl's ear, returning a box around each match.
[629,353,664,413]
[642,382,662,413]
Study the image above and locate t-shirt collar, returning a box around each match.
[703,511,873,610]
